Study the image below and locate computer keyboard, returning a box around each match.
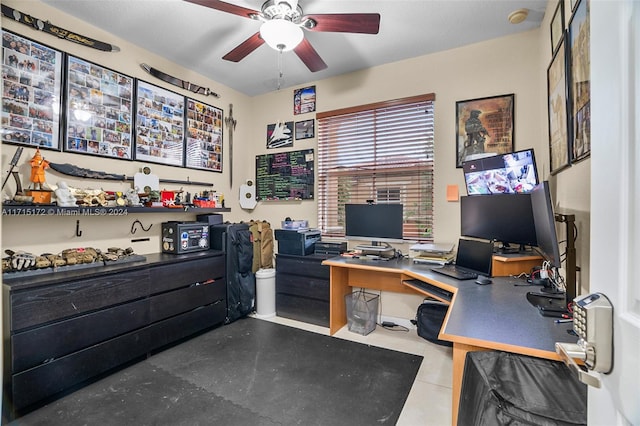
[403,279,453,302]
[431,265,479,280]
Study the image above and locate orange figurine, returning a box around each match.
[30,148,50,190]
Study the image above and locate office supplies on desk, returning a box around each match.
[431,238,493,280]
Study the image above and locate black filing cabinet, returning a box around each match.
[275,253,331,327]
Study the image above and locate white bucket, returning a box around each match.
[255,268,276,318]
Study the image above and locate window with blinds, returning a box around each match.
[316,93,435,241]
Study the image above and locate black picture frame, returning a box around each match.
[1,29,63,150]
[570,0,579,12]
[550,1,565,54]
[455,93,514,168]
[295,119,314,140]
[64,55,134,159]
[266,121,293,149]
[547,36,571,174]
[185,97,223,172]
[134,80,185,167]
[568,0,590,163]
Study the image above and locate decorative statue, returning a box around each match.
[54,181,77,207]
[125,187,141,206]
[29,148,50,190]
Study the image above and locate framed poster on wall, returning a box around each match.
[568,0,590,163]
[550,1,565,54]
[65,55,134,159]
[135,80,185,167]
[547,37,570,174]
[185,97,223,172]
[1,30,63,150]
[455,93,514,168]
[293,85,316,115]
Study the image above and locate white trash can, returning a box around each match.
[255,268,276,319]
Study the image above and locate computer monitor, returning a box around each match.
[344,203,404,250]
[530,181,562,268]
[462,148,539,195]
[460,193,537,252]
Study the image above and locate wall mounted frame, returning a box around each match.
[65,55,134,159]
[1,30,63,150]
[547,36,571,174]
[135,80,185,167]
[185,97,223,172]
[455,93,514,168]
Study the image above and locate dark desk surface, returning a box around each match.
[324,256,576,359]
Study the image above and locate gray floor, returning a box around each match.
[10,317,423,426]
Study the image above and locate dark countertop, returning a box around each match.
[323,255,576,358]
[3,250,225,291]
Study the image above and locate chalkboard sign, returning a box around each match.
[255,149,314,201]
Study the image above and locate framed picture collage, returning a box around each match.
[1,29,223,173]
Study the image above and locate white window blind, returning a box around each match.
[316,93,435,241]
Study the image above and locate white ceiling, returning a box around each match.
[41,0,548,97]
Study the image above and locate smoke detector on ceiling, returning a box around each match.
[508,8,529,24]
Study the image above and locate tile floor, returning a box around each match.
[257,315,453,426]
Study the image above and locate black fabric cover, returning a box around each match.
[210,223,255,324]
[458,351,587,426]
[416,300,452,347]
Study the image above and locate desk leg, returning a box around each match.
[329,266,351,335]
[451,343,490,425]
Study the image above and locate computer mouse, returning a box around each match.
[475,275,492,285]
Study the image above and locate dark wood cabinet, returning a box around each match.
[275,254,332,327]
[3,251,226,419]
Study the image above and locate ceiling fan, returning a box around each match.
[184,0,380,72]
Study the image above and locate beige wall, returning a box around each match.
[1,0,590,319]
[1,0,252,256]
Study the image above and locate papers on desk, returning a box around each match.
[410,243,455,254]
[411,242,455,265]
[412,252,455,265]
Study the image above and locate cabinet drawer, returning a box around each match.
[276,273,329,301]
[276,255,329,280]
[10,269,150,332]
[12,328,151,412]
[276,294,329,327]
[147,304,226,352]
[150,281,225,322]
[149,255,225,294]
[12,298,150,373]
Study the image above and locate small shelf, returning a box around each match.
[1,204,230,216]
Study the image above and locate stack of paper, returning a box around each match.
[411,243,455,265]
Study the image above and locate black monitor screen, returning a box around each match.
[530,181,562,268]
[463,148,538,195]
[460,193,537,250]
[344,204,404,243]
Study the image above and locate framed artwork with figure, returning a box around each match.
[455,94,514,168]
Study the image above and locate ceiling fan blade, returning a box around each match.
[294,39,327,72]
[183,0,258,19]
[222,32,265,62]
[304,13,380,34]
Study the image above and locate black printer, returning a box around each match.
[275,229,321,256]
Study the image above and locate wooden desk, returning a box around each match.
[492,253,542,276]
[323,257,575,425]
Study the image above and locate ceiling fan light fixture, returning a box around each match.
[260,19,304,51]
